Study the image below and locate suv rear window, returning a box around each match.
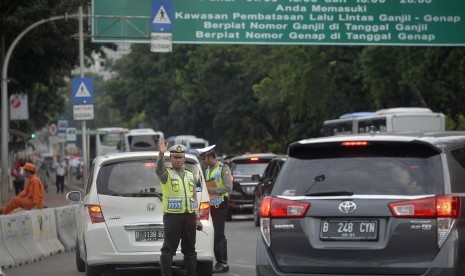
[231,161,270,176]
[96,160,202,196]
[275,143,443,196]
[127,134,161,151]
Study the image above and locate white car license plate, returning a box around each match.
[135,229,164,242]
[320,219,378,241]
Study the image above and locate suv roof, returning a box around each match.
[257,131,465,276]
[291,131,465,152]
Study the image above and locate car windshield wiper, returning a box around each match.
[303,174,327,195]
[303,174,353,196]
[305,190,354,197]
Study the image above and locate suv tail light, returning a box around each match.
[389,195,460,247]
[261,196,310,218]
[198,201,210,220]
[260,196,310,247]
[389,196,459,218]
[87,204,105,223]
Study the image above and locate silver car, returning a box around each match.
[67,151,214,276]
[257,131,465,276]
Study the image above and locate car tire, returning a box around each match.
[75,240,85,272]
[253,198,260,227]
[85,263,102,276]
[197,260,213,276]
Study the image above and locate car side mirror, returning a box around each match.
[251,174,260,182]
[66,191,81,202]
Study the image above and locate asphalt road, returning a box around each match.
[4,215,259,276]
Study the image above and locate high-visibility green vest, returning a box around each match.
[161,167,197,213]
[206,162,228,206]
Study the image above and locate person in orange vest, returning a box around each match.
[0,162,45,215]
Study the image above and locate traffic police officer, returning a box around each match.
[198,145,232,273]
[156,138,203,276]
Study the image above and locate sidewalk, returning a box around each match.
[1,177,83,209]
[44,190,73,208]
[0,186,71,209]
[44,178,84,208]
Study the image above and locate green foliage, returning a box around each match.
[1,0,105,134]
[358,47,465,129]
[106,44,465,154]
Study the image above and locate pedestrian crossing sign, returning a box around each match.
[72,77,94,104]
[151,0,173,32]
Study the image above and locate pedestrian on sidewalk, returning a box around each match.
[11,158,25,195]
[53,155,67,194]
[38,160,50,193]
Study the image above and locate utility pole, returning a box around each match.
[1,13,79,203]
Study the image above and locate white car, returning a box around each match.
[67,151,214,276]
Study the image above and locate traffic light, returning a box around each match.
[31,133,36,139]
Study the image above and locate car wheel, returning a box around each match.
[85,263,102,276]
[197,260,213,276]
[253,198,260,227]
[75,240,85,272]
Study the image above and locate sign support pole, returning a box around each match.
[78,6,89,186]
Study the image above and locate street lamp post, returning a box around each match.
[1,12,80,203]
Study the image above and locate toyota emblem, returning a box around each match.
[338,201,356,214]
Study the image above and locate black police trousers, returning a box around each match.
[160,213,197,276]
[211,199,228,264]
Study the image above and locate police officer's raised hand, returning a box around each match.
[158,137,167,154]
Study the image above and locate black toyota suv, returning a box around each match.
[227,153,276,221]
[257,132,465,276]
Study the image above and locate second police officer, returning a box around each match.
[156,138,203,276]
[197,145,232,273]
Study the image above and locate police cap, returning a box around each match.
[197,145,216,157]
[169,144,187,157]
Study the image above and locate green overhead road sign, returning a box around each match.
[92,0,465,46]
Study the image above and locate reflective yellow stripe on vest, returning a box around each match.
[161,168,197,213]
[206,162,228,206]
